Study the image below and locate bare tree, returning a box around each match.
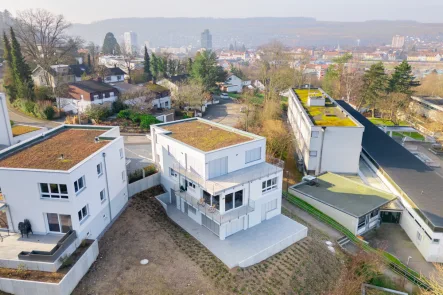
[119,88,157,111]
[119,42,137,84]
[420,263,443,295]
[14,9,83,86]
[173,81,207,112]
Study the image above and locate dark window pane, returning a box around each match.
[225,193,233,211]
[61,195,68,199]
[47,213,60,232]
[40,183,49,193]
[78,177,84,189]
[74,182,78,192]
[267,179,271,187]
[60,184,68,194]
[59,215,72,233]
[50,184,59,194]
[78,211,82,221]
[213,195,220,210]
[262,182,266,189]
[203,191,211,205]
[51,194,60,199]
[82,206,87,216]
[42,194,50,198]
[235,190,243,208]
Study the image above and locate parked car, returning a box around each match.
[220,93,229,99]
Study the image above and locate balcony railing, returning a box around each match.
[174,190,254,225]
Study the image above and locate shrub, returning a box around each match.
[84,104,110,122]
[33,100,54,119]
[128,169,143,184]
[34,86,53,101]
[129,112,142,123]
[112,99,127,114]
[10,120,14,127]
[43,106,55,120]
[143,164,157,177]
[117,109,132,119]
[139,115,161,129]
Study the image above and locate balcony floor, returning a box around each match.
[166,205,308,268]
[0,232,62,260]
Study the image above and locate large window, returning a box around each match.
[225,193,233,211]
[203,191,220,210]
[235,190,243,208]
[78,205,89,223]
[245,147,261,164]
[40,183,68,199]
[262,177,277,193]
[74,176,85,194]
[47,213,72,233]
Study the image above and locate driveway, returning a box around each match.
[123,135,153,174]
[8,107,61,129]
[204,96,243,127]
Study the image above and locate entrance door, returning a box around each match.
[380,211,401,223]
[47,213,72,233]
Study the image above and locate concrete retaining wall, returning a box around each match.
[0,240,99,295]
[128,172,161,197]
[155,192,170,211]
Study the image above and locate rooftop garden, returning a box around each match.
[11,125,40,137]
[161,120,253,152]
[368,117,409,127]
[294,89,356,127]
[0,129,109,170]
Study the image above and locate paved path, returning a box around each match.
[203,97,243,127]
[282,198,343,240]
[8,106,61,129]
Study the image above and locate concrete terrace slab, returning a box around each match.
[0,233,61,260]
[167,206,308,268]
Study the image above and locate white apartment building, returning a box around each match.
[124,31,138,54]
[151,118,286,240]
[0,125,129,241]
[288,88,364,175]
[0,93,13,147]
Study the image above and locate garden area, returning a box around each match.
[128,164,157,184]
[368,117,409,127]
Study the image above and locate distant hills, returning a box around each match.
[67,17,443,48]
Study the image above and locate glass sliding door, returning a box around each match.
[47,213,72,233]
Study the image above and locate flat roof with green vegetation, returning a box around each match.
[0,128,110,170]
[293,172,396,217]
[11,125,40,137]
[160,120,254,152]
[293,89,356,127]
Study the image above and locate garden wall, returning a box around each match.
[0,240,99,295]
[128,172,161,197]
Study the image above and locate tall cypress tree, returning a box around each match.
[10,27,34,100]
[150,53,159,83]
[143,46,152,81]
[2,31,17,100]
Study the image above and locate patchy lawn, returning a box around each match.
[393,131,425,141]
[11,125,40,137]
[74,186,344,295]
[368,118,409,127]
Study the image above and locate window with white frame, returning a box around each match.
[74,176,85,194]
[119,148,123,159]
[97,163,103,176]
[170,168,178,179]
[187,180,196,189]
[40,183,69,199]
[78,205,89,222]
[100,189,106,202]
[262,177,277,193]
[432,239,440,244]
[245,147,261,164]
[309,151,318,157]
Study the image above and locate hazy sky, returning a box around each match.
[2,0,443,24]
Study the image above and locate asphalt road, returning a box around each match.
[123,136,153,174]
[203,96,243,127]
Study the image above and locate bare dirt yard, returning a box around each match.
[73,186,344,295]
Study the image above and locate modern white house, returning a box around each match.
[288,87,364,175]
[290,173,397,236]
[0,93,13,148]
[151,118,307,267]
[339,101,443,263]
[0,125,129,242]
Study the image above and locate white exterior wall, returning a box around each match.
[152,96,171,109]
[59,95,118,114]
[104,75,124,83]
[287,89,364,174]
[0,128,128,241]
[0,93,13,147]
[225,75,243,93]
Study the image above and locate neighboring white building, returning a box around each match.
[288,87,364,175]
[103,67,126,84]
[0,125,129,241]
[221,74,243,93]
[391,35,405,48]
[410,96,443,124]
[124,31,138,54]
[151,118,290,240]
[339,101,443,263]
[0,93,13,147]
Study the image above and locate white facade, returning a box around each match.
[59,94,118,114]
[104,74,125,84]
[152,96,171,109]
[151,118,284,240]
[0,125,129,241]
[224,75,243,93]
[0,93,13,147]
[287,88,364,175]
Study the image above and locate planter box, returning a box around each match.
[0,240,99,295]
[128,172,161,197]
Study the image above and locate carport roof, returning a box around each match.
[292,173,396,218]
